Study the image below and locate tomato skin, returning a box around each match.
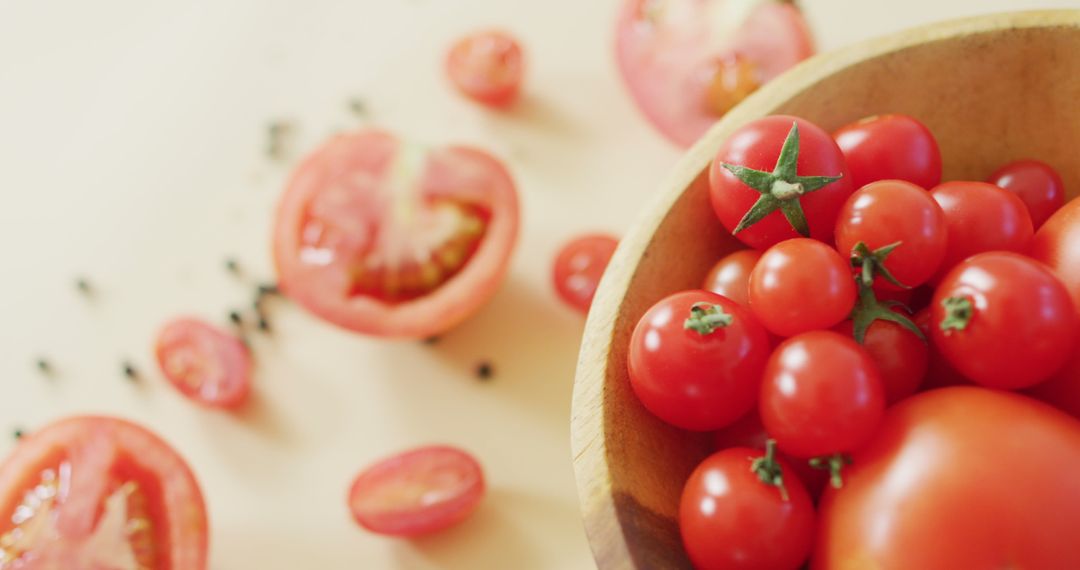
[929,180,1033,282]
[551,234,618,314]
[832,317,927,404]
[834,180,947,291]
[680,447,815,570]
[814,387,1080,570]
[628,290,771,431]
[446,30,524,107]
[833,114,942,190]
[748,239,856,337]
[709,116,853,250]
[931,252,1077,390]
[986,159,1065,228]
[1029,196,1080,315]
[155,317,252,409]
[702,249,761,306]
[760,331,885,459]
[713,411,829,499]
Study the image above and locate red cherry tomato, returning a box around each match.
[0,417,207,569]
[760,331,886,459]
[616,0,814,146]
[155,317,252,409]
[552,234,618,314]
[929,180,1033,282]
[986,159,1065,228]
[913,307,970,390]
[833,114,942,190]
[834,180,947,291]
[702,249,761,306]
[748,238,856,337]
[814,387,1080,570]
[713,411,830,499]
[931,252,1077,390]
[628,290,771,431]
[709,116,853,249]
[348,446,485,537]
[273,129,519,338]
[446,30,524,107]
[833,316,927,405]
[680,447,815,570]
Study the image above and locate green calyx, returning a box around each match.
[940,296,974,331]
[851,241,910,289]
[810,453,853,489]
[750,439,790,501]
[850,280,925,345]
[684,302,734,335]
[722,121,844,237]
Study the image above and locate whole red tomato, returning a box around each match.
[551,234,619,314]
[628,290,771,431]
[931,252,1077,390]
[713,411,830,499]
[702,249,761,306]
[748,238,856,337]
[709,116,853,249]
[833,317,927,404]
[929,180,1033,282]
[833,114,942,190]
[814,387,1080,570]
[986,159,1065,228]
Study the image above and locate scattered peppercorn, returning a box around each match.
[348,97,368,117]
[229,311,243,326]
[266,120,294,160]
[122,361,139,381]
[75,277,92,295]
[12,429,24,440]
[257,283,280,297]
[475,361,494,381]
[257,316,271,332]
[35,357,52,375]
[225,258,241,275]
[422,336,440,346]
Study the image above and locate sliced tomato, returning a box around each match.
[273,130,519,338]
[155,317,252,409]
[446,30,525,108]
[616,0,814,146]
[0,417,207,569]
[347,446,485,537]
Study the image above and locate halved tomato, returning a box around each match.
[273,130,519,338]
[616,0,814,146]
[155,318,252,409]
[0,417,208,569]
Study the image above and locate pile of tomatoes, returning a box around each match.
[626,113,1080,569]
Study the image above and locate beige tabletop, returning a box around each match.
[1,0,1076,568]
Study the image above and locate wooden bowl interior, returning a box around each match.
[572,11,1080,570]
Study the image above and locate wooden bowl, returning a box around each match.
[571,10,1080,569]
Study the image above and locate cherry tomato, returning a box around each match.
[628,290,771,431]
[929,180,1033,282]
[348,446,485,537]
[760,331,886,459]
[748,238,856,337]
[0,416,207,569]
[986,159,1065,228]
[1028,352,1080,420]
[702,249,760,306]
[713,411,830,499]
[1029,195,1080,312]
[833,316,927,404]
[680,447,815,570]
[931,252,1077,390]
[616,0,814,146]
[834,180,947,291]
[833,114,942,190]
[913,307,970,390]
[273,129,519,338]
[446,30,524,107]
[814,387,1080,570]
[709,116,853,249]
[552,234,618,314]
[155,317,252,409]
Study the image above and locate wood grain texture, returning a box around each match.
[571,10,1080,569]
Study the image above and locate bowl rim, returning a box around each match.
[570,8,1080,569]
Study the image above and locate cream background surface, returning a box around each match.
[1,1,1076,568]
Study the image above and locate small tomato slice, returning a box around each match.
[273,130,519,338]
[155,317,252,409]
[347,446,485,537]
[986,159,1065,228]
[446,30,524,108]
[551,234,619,314]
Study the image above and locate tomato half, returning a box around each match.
[155,318,252,409]
[551,234,619,314]
[832,114,942,190]
[273,130,519,338]
[814,387,1080,570]
[347,446,485,537]
[616,0,814,146]
[748,238,856,337]
[986,159,1065,228]
[929,180,1033,282]
[0,417,207,569]
[702,249,760,306]
[446,30,524,108]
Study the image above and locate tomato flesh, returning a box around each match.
[552,234,619,314]
[155,317,252,409]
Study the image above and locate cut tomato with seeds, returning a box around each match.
[273,130,519,338]
[155,317,252,409]
[552,234,619,314]
[0,417,207,570]
[347,446,485,537]
[446,30,525,108]
[616,0,814,146]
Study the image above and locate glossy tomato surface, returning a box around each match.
[929,180,1033,282]
[748,239,856,337]
[446,30,524,107]
[702,249,760,306]
[833,114,942,190]
[616,0,813,146]
[273,130,519,338]
[0,417,207,569]
[986,159,1065,228]
[814,387,1080,570]
[348,446,485,537]
[628,290,771,431]
[155,317,252,409]
[551,234,618,314]
[913,307,970,391]
[833,317,927,404]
